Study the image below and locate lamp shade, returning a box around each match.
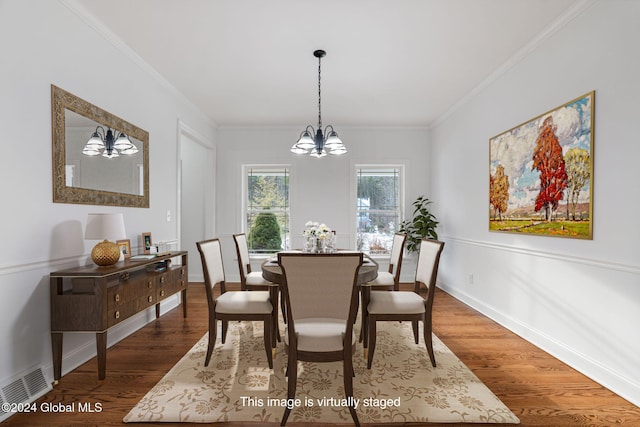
[85,213,126,241]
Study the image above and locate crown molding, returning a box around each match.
[430,0,598,129]
[59,0,217,129]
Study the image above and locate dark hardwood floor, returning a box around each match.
[4,283,639,426]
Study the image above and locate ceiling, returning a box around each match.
[73,0,580,128]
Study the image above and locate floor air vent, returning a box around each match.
[0,368,50,421]
[24,368,47,396]
[1,378,29,405]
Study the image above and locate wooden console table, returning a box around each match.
[50,251,188,382]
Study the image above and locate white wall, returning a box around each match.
[0,0,215,391]
[215,126,429,281]
[430,0,640,406]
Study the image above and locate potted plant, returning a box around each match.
[399,196,439,253]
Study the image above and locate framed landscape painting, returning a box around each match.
[489,91,594,239]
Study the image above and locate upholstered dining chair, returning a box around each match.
[196,238,275,369]
[233,233,286,324]
[233,233,274,290]
[278,252,363,427]
[365,238,444,369]
[359,232,406,342]
[367,232,407,291]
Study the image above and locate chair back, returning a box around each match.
[415,239,445,303]
[233,233,251,281]
[278,253,363,324]
[196,238,226,305]
[388,233,407,281]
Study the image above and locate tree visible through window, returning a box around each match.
[245,167,290,254]
[356,166,403,255]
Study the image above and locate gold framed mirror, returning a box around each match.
[51,85,149,208]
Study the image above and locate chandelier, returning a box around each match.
[290,49,346,158]
[82,126,138,158]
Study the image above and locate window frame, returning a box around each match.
[352,164,405,256]
[242,164,292,256]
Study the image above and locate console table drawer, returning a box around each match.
[107,294,156,327]
[107,276,155,309]
[157,267,188,300]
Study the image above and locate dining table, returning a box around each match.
[260,251,379,285]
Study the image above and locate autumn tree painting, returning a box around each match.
[489,92,594,239]
[532,116,568,221]
[490,164,509,220]
[564,147,590,221]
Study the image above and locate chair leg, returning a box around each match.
[359,311,365,343]
[424,317,436,368]
[360,289,369,345]
[353,293,359,325]
[264,317,274,369]
[272,313,279,348]
[367,318,377,369]
[281,352,297,426]
[205,316,217,367]
[412,320,419,344]
[275,305,282,343]
[343,357,360,427]
[280,294,287,324]
[221,320,229,343]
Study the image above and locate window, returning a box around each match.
[244,166,290,254]
[355,166,403,255]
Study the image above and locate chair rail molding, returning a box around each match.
[442,235,640,275]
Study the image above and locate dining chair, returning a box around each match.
[233,233,274,290]
[233,233,286,324]
[359,232,407,343]
[365,238,444,369]
[196,238,275,369]
[278,252,363,427]
[367,232,407,291]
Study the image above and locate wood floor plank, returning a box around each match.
[4,283,639,426]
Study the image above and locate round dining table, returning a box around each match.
[261,251,379,284]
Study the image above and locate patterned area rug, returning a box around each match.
[124,318,519,424]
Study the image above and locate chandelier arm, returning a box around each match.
[324,125,334,136]
[95,126,105,139]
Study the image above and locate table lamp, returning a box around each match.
[85,213,127,266]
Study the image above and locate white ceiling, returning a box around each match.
[72,0,580,128]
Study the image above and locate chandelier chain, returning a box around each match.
[317,54,322,129]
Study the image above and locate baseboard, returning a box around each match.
[437,282,640,408]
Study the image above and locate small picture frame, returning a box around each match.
[142,232,152,254]
[116,239,132,259]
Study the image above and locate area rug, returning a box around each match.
[124,318,519,424]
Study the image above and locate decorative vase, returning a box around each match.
[304,235,316,253]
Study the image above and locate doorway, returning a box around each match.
[178,122,214,282]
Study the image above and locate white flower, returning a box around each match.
[303,220,331,237]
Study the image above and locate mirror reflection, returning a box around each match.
[52,85,149,208]
[64,110,144,196]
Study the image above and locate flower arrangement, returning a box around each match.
[303,221,334,252]
[303,221,332,239]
